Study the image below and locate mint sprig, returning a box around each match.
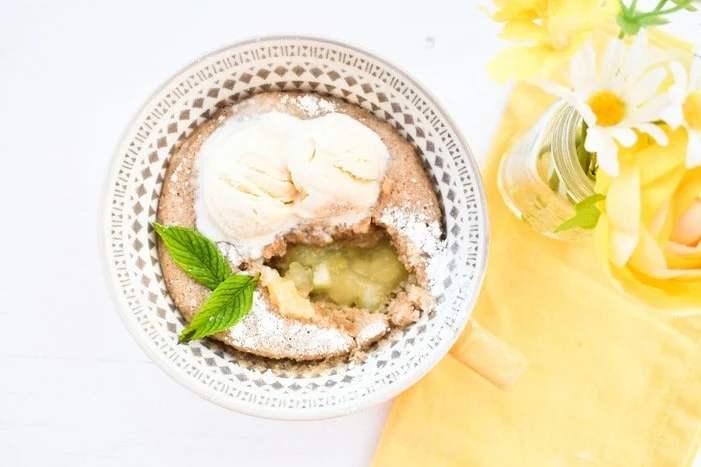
[153,223,231,290]
[179,274,258,344]
[153,223,257,343]
[555,194,606,233]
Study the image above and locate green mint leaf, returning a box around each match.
[153,223,231,290]
[554,194,606,233]
[178,274,258,343]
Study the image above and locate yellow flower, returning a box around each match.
[595,127,701,311]
[487,0,619,83]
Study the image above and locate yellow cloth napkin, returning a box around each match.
[372,32,701,467]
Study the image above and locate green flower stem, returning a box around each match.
[654,0,669,10]
[637,0,693,17]
[587,153,598,179]
[618,0,696,37]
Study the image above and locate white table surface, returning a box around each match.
[1,1,699,466]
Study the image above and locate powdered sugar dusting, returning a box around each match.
[356,318,390,347]
[225,291,353,359]
[380,206,447,297]
[167,160,191,197]
[279,93,336,117]
[217,242,244,269]
[381,206,443,256]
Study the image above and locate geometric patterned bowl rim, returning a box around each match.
[99,35,489,419]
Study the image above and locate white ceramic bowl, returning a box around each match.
[100,35,488,420]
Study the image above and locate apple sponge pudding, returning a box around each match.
[157,91,446,361]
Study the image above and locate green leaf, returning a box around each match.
[178,274,258,343]
[153,223,231,290]
[574,193,606,208]
[671,0,697,11]
[639,15,671,25]
[554,194,606,233]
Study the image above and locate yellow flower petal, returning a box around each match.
[546,0,619,36]
[667,234,701,259]
[665,243,701,273]
[611,262,701,309]
[629,227,689,279]
[637,128,687,176]
[671,168,701,220]
[652,201,677,245]
[639,168,686,235]
[499,20,547,43]
[487,45,551,83]
[620,128,687,235]
[541,37,588,75]
[595,170,613,195]
[605,167,641,267]
[489,0,542,22]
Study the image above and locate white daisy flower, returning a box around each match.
[661,52,701,169]
[537,30,670,176]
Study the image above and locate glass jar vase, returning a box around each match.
[498,102,596,241]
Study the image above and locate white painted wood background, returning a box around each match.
[1,1,699,466]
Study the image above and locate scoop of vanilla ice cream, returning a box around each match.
[287,113,390,220]
[194,111,391,256]
[195,113,300,246]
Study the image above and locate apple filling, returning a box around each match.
[266,237,409,319]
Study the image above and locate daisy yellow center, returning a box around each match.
[683,90,701,130]
[587,90,626,127]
